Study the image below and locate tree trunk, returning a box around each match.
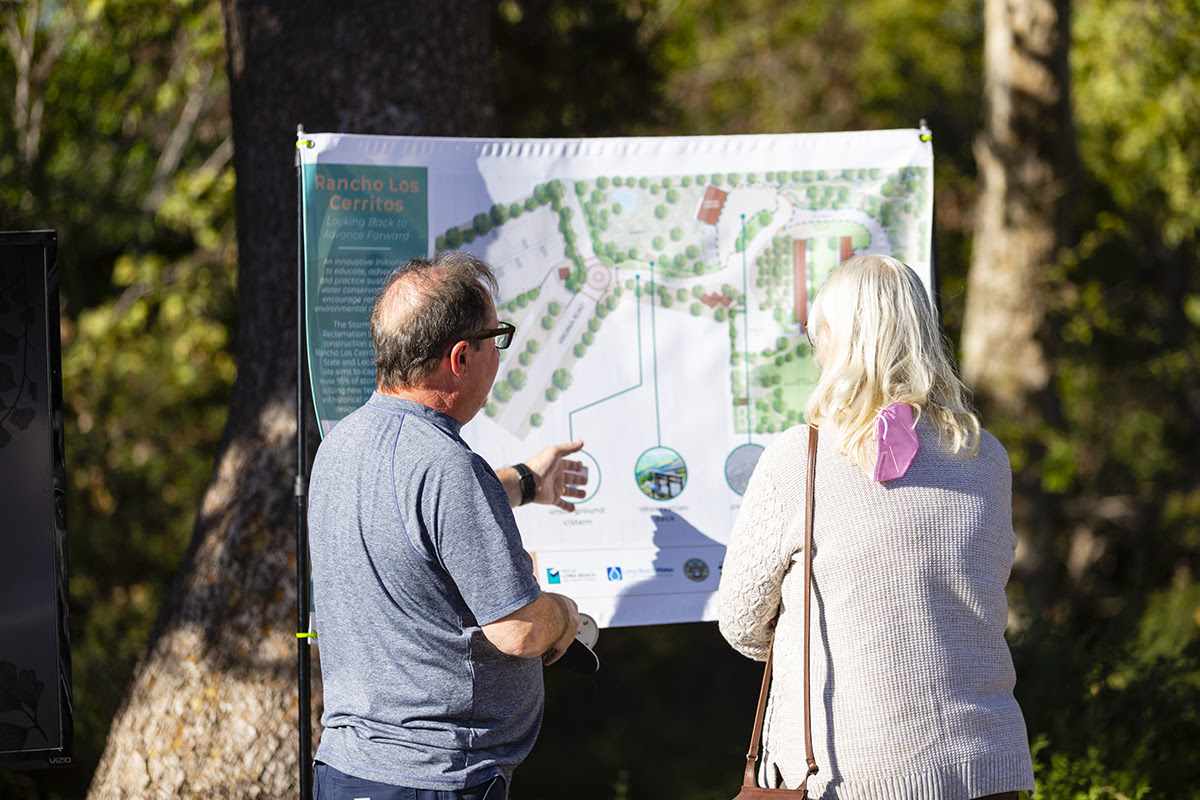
[962,0,1073,417]
[87,3,495,797]
[961,0,1074,619]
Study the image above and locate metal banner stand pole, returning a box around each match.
[918,120,943,322]
[295,123,314,800]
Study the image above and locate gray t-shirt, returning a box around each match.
[309,392,543,789]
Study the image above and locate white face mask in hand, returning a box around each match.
[556,613,599,674]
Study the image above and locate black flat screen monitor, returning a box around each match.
[0,231,73,771]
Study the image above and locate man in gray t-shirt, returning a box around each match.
[308,253,586,800]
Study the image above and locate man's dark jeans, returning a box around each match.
[313,762,506,800]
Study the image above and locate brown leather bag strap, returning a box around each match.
[801,426,820,785]
[740,426,819,795]
[741,633,777,787]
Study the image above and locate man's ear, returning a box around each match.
[447,339,471,378]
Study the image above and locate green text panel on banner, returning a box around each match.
[302,160,429,431]
[297,131,934,629]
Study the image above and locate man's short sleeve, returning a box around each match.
[425,451,541,626]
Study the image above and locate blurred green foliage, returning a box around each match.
[1,0,234,796]
[1,0,1197,797]
[1000,4,1200,794]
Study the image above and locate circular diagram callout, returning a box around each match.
[725,443,765,496]
[572,450,602,504]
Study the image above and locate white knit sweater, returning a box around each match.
[719,422,1036,800]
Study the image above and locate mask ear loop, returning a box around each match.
[876,413,894,474]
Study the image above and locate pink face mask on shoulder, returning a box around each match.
[874,401,920,482]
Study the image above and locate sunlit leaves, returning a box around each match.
[1053,1,1200,525]
[1074,0,1200,249]
[1184,295,1200,329]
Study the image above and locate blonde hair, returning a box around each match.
[804,253,980,470]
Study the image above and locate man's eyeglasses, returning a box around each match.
[465,322,516,350]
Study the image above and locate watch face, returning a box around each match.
[518,464,537,503]
[576,613,599,649]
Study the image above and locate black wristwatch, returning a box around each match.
[513,462,537,506]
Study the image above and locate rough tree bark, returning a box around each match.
[962,0,1073,418]
[961,0,1074,617]
[87,3,496,797]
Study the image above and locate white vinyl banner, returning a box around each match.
[299,130,934,628]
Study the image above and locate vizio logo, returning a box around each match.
[606,567,623,581]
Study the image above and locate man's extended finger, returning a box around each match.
[553,440,585,457]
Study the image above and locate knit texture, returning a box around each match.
[719,422,1035,800]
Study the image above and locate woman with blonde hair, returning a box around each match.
[719,254,1035,799]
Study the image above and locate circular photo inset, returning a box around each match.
[725,443,765,495]
[634,446,688,501]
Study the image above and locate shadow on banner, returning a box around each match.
[608,509,723,628]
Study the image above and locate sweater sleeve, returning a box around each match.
[718,428,809,660]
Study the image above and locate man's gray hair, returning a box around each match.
[370,252,499,389]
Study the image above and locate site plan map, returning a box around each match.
[301,131,934,626]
